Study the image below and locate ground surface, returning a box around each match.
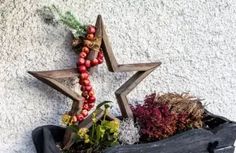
[0,0,236,152]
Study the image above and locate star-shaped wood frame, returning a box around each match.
[28,15,161,119]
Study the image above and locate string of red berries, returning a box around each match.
[72,25,104,123]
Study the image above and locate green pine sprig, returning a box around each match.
[50,5,87,38]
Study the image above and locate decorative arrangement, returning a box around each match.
[131,93,204,141]
[30,6,236,153]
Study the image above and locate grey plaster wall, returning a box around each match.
[0,0,236,152]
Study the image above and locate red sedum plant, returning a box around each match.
[131,93,192,141]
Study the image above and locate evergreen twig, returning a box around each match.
[51,5,87,38]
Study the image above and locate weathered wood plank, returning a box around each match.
[115,67,158,118]
[117,63,161,72]
[101,18,119,72]
[79,108,120,128]
[63,130,76,150]
[78,108,104,128]
[28,68,78,79]
[115,67,158,95]
[106,112,120,122]
[28,72,82,102]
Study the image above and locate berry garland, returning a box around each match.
[44,7,105,125]
[72,25,104,123]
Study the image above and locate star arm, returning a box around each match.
[28,70,82,102]
[100,16,162,118]
[115,66,160,118]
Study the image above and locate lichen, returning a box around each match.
[118,118,140,145]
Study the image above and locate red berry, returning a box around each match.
[79,79,84,85]
[79,52,87,58]
[98,51,104,59]
[87,34,94,40]
[83,79,90,86]
[88,102,95,108]
[82,47,90,54]
[76,114,84,121]
[72,116,77,123]
[83,99,88,104]
[85,85,92,91]
[88,96,96,103]
[87,25,96,34]
[77,58,85,65]
[78,65,87,73]
[80,72,89,79]
[88,90,95,96]
[85,60,91,68]
[97,58,103,64]
[81,86,86,91]
[81,110,88,117]
[82,91,88,97]
[83,104,89,110]
[91,59,99,66]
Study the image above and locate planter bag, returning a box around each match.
[32,113,236,153]
[32,125,65,153]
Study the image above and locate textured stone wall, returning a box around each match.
[0,0,235,152]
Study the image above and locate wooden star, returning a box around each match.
[28,15,161,119]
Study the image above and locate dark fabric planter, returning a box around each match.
[32,125,65,153]
[32,111,236,153]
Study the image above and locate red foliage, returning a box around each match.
[131,93,190,140]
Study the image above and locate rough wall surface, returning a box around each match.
[0,0,236,152]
